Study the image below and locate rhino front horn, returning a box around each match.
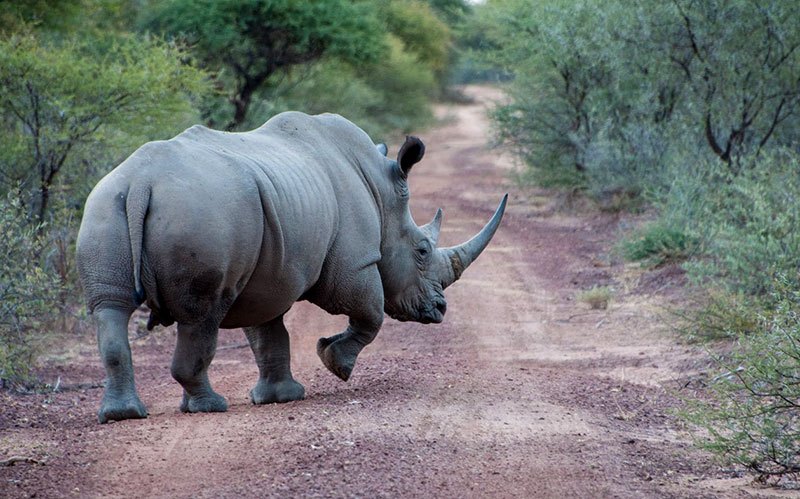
[439,194,508,289]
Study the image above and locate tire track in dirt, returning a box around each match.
[2,86,773,498]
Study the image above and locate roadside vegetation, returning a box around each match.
[469,0,800,484]
[0,0,469,388]
[2,0,797,485]
[576,285,612,310]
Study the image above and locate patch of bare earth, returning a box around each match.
[0,86,782,498]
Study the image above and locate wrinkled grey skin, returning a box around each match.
[77,112,507,423]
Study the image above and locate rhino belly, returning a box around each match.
[220,268,314,328]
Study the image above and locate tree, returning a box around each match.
[478,0,629,187]
[478,0,800,191]
[659,0,800,167]
[0,193,60,387]
[379,0,452,76]
[426,0,471,25]
[0,0,82,32]
[0,31,210,223]
[142,0,386,130]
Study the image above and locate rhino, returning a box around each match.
[77,112,506,423]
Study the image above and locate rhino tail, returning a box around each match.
[126,183,151,306]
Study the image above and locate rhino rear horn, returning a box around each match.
[439,194,508,289]
[420,208,443,246]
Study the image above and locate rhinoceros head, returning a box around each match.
[377,136,507,324]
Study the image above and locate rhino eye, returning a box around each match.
[417,241,431,258]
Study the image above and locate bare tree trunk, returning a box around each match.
[226,74,268,131]
[37,181,49,224]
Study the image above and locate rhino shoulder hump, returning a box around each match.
[259,111,314,133]
[180,124,214,138]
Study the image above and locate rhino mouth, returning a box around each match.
[419,297,447,324]
[385,294,446,324]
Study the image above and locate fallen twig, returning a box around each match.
[1,456,45,466]
[217,343,249,351]
[56,382,105,392]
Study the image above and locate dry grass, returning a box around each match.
[577,285,612,310]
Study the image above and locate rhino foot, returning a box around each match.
[179,391,228,413]
[98,394,148,424]
[250,378,305,404]
[316,336,357,382]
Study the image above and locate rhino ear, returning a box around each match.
[376,143,388,156]
[397,135,425,178]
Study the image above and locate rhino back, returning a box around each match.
[115,113,380,327]
[78,111,384,327]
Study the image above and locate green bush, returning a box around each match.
[380,0,451,77]
[0,25,211,387]
[358,35,437,135]
[683,278,800,483]
[680,291,761,341]
[0,195,60,388]
[576,285,612,310]
[246,34,436,140]
[477,0,674,195]
[141,0,387,131]
[660,149,800,296]
[477,0,800,198]
[621,223,696,267]
[0,29,210,222]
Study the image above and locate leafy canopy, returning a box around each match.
[379,0,451,74]
[142,0,387,130]
[0,30,210,221]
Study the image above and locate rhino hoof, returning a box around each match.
[316,337,355,382]
[251,379,305,404]
[98,395,148,424]
[179,391,228,413]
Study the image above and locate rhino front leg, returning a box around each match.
[316,316,382,382]
[244,315,305,404]
[315,263,384,381]
[95,307,148,423]
[171,321,227,413]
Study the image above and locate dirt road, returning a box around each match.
[1,86,773,498]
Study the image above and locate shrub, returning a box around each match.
[621,223,697,267]
[477,0,800,198]
[680,290,761,341]
[577,285,612,310]
[660,149,800,296]
[248,33,436,141]
[0,29,210,222]
[0,195,60,388]
[477,0,676,196]
[682,278,800,483]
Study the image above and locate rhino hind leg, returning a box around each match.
[171,321,227,413]
[95,307,148,424]
[244,316,305,404]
